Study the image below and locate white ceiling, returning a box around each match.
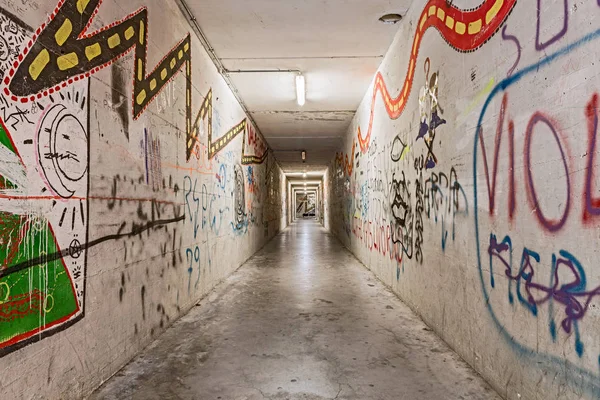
[183,0,412,172]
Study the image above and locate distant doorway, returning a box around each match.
[295,192,316,219]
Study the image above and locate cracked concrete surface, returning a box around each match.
[89,220,501,400]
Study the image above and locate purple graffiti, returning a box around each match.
[489,236,600,342]
[536,0,568,51]
[501,25,521,77]
[524,112,571,232]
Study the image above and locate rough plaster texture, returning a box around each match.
[0,0,285,399]
[90,220,501,400]
[328,1,600,399]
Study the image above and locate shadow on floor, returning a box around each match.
[90,220,500,400]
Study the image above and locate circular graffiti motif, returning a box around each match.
[0,35,10,62]
[234,164,246,229]
[0,281,9,304]
[69,239,83,259]
[38,104,88,199]
[43,294,54,313]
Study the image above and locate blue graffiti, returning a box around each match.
[184,176,200,239]
[441,218,448,252]
[186,245,200,294]
[247,166,254,186]
[217,163,227,191]
[488,234,599,359]
[473,28,600,396]
[231,218,251,236]
[200,184,229,235]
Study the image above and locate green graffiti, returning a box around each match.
[0,213,78,347]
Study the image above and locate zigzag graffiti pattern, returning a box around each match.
[3,0,266,163]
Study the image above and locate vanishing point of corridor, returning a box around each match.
[91,221,499,400]
[2,0,598,398]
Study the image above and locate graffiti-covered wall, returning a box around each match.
[328,1,600,398]
[0,0,285,398]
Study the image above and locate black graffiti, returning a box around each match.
[44,151,79,163]
[0,97,33,130]
[107,175,120,210]
[390,134,408,162]
[424,167,468,250]
[233,164,247,230]
[424,168,466,219]
[414,171,424,264]
[0,215,184,279]
[389,171,413,258]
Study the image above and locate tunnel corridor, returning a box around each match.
[1,0,599,399]
[90,220,499,400]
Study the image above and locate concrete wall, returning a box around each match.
[323,170,331,231]
[0,0,285,398]
[328,1,600,399]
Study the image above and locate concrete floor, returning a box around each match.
[90,220,501,400]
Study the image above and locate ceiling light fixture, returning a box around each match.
[303,172,307,178]
[378,13,403,24]
[301,150,306,162]
[296,74,306,106]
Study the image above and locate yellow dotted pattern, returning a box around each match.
[29,49,50,81]
[209,120,246,158]
[139,21,145,45]
[486,0,504,24]
[107,33,120,49]
[85,43,101,61]
[26,11,192,113]
[188,89,211,152]
[16,4,266,164]
[76,0,91,14]
[56,52,78,71]
[55,19,72,46]
[124,26,135,40]
[358,0,511,153]
[468,19,483,34]
[185,87,265,163]
[419,0,505,38]
[136,89,146,105]
[134,40,191,107]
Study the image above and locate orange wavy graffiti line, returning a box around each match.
[357,0,517,153]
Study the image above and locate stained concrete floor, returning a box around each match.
[90,220,501,400]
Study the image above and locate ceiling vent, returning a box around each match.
[378,13,403,24]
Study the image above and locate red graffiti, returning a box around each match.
[336,140,356,177]
[481,92,600,231]
[478,93,515,220]
[352,217,403,264]
[583,94,600,223]
[0,289,44,322]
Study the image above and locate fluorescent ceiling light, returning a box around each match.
[296,74,305,106]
